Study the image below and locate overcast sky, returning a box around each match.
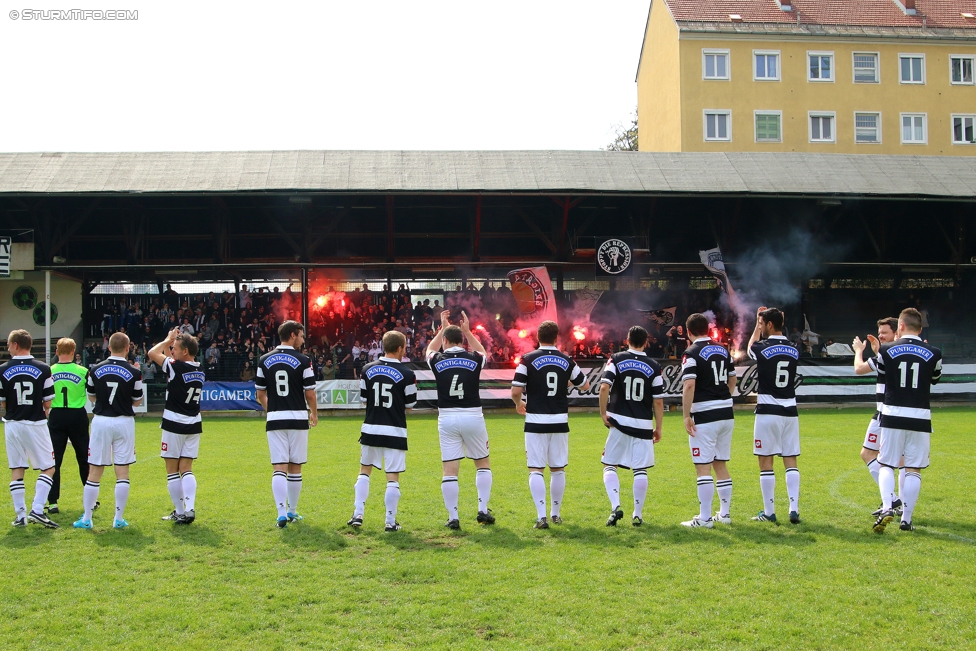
[0,1,648,152]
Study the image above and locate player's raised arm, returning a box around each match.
[459,311,486,356]
[148,328,179,367]
[747,305,767,359]
[426,310,451,359]
[852,336,875,375]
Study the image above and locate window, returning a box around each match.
[703,49,730,80]
[899,54,924,83]
[703,110,731,141]
[854,112,881,143]
[808,52,834,81]
[901,113,926,144]
[952,114,976,144]
[853,52,879,83]
[755,111,782,142]
[754,51,780,80]
[950,55,975,84]
[809,112,836,142]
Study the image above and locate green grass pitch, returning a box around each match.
[2,408,974,650]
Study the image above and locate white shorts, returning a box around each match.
[753,414,800,458]
[862,417,882,452]
[525,432,569,469]
[438,411,489,462]
[601,427,655,470]
[879,428,929,469]
[360,445,406,473]
[267,429,308,465]
[161,431,201,459]
[4,420,55,471]
[689,419,733,464]
[89,415,136,466]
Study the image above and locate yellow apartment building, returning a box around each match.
[637,0,976,154]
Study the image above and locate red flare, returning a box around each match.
[514,355,521,365]
[315,295,327,308]
[518,329,527,339]
[475,324,485,331]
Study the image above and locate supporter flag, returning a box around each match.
[699,246,740,309]
[0,236,10,278]
[639,306,677,327]
[803,314,820,347]
[507,266,558,324]
[573,288,603,317]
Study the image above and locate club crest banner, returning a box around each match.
[507,266,558,325]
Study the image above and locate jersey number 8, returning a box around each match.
[275,370,289,396]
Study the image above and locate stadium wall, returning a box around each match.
[0,272,82,341]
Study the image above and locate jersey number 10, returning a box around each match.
[623,376,645,401]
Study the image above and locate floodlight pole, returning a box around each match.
[44,270,51,364]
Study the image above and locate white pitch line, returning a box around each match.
[827,468,864,511]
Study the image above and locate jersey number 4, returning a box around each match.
[449,375,464,399]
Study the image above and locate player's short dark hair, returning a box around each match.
[109,332,129,354]
[899,308,923,333]
[175,332,199,357]
[8,329,32,351]
[443,325,463,345]
[686,313,709,337]
[877,317,898,332]
[537,321,558,345]
[627,325,648,348]
[759,308,784,332]
[278,320,305,342]
[383,330,406,354]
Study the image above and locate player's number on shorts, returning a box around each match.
[449,375,464,400]
[275,370,289,396]
[372,382,393,408]
[546,372,558,397]
[184,387,202,405]
[898,361,920,389]
[14,382,33,405]
[623,376,645,401]
[711,360,728,385]
[107,381,118,403]
[775,361,790,388]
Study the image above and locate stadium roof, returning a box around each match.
[1,150,976,198]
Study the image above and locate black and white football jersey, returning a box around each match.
[601,350,664,439]
[0,356,54,422]
[748,335,799,417]
[87,356,144,418]
[161,357,205,435]
[427,346,485,411]
[873,348,887,420]
[255,346,315,431]
[359,357,417,450]
[512,346,586,434]
[871,335,942,433]
[681,338,735,424]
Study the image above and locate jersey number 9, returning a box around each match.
[546,372,558,397]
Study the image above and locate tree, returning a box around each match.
[606,110,638,151]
